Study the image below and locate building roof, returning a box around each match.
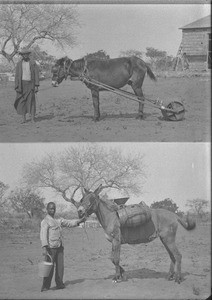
[180,15,211,30]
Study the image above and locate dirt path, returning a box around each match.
[0,223,210,299]
[0,75,210,142]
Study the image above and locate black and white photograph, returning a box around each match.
[0,2,211,142]
[0,142,211,299]
[0,1,211,300]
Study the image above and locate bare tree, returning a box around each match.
[0,181,9,209]
[22,144,146,208]
[145,47,167,69]
[0,4,80,65]
[85,50,110,60]
[150,198,179,213]
[119,49,143,59]
[186,198,209,219]
[7,188,45,218]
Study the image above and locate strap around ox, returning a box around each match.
[83,57,88,76]
[64,58,73,79]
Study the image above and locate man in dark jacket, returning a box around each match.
[14,47,39,123]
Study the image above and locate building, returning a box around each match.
[178,15,211,70]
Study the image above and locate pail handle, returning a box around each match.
[45,252,53,263]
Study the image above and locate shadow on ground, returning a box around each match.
[105,268,190,282]
[64,268,189,286]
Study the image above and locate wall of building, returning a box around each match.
[181,28,211,70]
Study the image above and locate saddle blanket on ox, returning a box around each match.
[117,202,156,244]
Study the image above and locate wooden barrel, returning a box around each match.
[118,204,151,227]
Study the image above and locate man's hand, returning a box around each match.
[15,89,22,94]
[34,86,39,93]
[42,245,50,257]
[77,216,86,226]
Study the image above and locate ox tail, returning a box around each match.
[146,64,157,81]
[177,215,196,231]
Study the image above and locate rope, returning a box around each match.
[82,222,89,241]
[50,62,180,114]
[82,77,184,114]
[79,75,167,110]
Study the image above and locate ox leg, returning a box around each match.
[91,89,100,121]
[131,84,145,119]
[160,237,176,281]
[111,237,125,282]
[168,243,182,284]
[160,225,182,283]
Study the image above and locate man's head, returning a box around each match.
[47,202,56,217]
[19,47,31,62]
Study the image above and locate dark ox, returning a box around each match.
[51,56,157,121]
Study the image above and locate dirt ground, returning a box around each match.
[0,222,210,299]
[0,73,210,142]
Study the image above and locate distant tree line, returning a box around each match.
[0,34,174,74]
[0,4,174,73]
[0,46,174,73]
[84,48,174,71]
[150,198,184,217]
[0,144,146,228]
[0,176,209,230]
[0,146,209,230]
[0,4,80,66]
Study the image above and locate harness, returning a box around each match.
[83,194,99,218]
[64,58,73,79]
[83,194,111,228]
[62,57,89,80]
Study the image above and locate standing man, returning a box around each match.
[40,202,85,292]
[14,47,39,124]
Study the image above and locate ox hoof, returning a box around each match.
[136,114,144,120]
[93,117,100,122]
[112,276,122,283]
[168,273,181,284]
[175,276,182,284]
[122,273,127,281]
[167,273,175,281]
[112,279,122,283]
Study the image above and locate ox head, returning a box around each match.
[51,56,72,87]
[77,185,103,219]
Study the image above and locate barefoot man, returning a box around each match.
[14,47,39,123]
[40,202,86,292]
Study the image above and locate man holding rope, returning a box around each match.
[40,202,86,292]
[14,47,39,124]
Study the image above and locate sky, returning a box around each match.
[0,142,210,212]
[41,3,211,60]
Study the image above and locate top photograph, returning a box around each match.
[0,3,211,142]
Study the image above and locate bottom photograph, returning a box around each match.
[0,142,210,300]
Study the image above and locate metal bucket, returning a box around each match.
[38,253,53,278]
